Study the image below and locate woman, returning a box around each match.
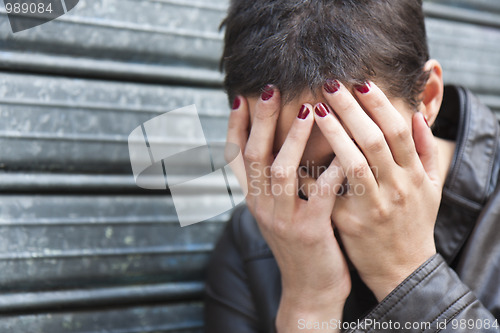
[206,0,500,332]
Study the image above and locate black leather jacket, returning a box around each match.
[205,86,500,332]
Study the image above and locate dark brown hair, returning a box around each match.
[221,0,430,109]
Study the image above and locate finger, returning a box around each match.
[244,85,281,202]
[413,112,440,183]
[226,96,249,157]
[313,102,378,192]
[272,104,314,214]
[351,81,418,167]
[225,96,250,193]
[308,158,345,222]
[322,80,395,179]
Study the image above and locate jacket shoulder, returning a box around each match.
[204,205,276,332]
[228,205,273,261]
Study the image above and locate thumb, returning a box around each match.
[413,112,440,183]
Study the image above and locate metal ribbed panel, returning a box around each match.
[0,195,228,291]
[0,72,228,173]
[424,2,500,115]
[425,0,500,14]
[0,282,204,312]
[0,0,226,84]
[0,0,227,75]
[427,18,500,91]
[0,2,230,329]
[424,2,500,28]
[0,302,204,333]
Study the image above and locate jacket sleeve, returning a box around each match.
[347,254,500,332]
[204,207,262,333]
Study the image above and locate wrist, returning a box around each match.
[276,305,344,333]
[366,275,407,302]
[276,291,345,332]
[364,251,437,302]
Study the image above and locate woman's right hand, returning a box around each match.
[226,87,351,332]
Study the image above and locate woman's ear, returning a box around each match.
[419,60,444,127]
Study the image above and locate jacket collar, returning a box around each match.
[433,85,499,264]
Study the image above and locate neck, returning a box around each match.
[435,137,457,188]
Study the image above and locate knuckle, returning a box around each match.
[244,148,263,163]
[373,202,391,221]
[389,125,411,142]
[327,125,344,139]
[271,164,294,182]
[271,216,322,245]
[338,215,365,238]
[362,133,385,153]
[343,99,360,114]
[350,160,369,178]
[389,185,408,206]
[271,218,290,238]
[255,105,278,121]
[409,166,426,185]
[370,95,387,113]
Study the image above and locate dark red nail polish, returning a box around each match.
[261,85,274,101]
[324,79,340,94]
[424,116,430,128]
[298,105,309,119]
[232,97,241,110]
[355,82,370,94]
[315,103,330,117]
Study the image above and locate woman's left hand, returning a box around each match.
[314,80,443,301]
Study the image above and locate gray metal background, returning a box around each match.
[0,0,499,332]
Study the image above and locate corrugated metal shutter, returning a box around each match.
[0,1,228,332]
[0,0,499,332]
[424,0,500,118]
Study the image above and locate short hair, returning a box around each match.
[220,0,430,109]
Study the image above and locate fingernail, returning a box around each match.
[324,79,340,94]
[298,105,310,120]
[314,103,330,118]
[261,85,274,101]
[355,82,371,94]
[232,96,241,110]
